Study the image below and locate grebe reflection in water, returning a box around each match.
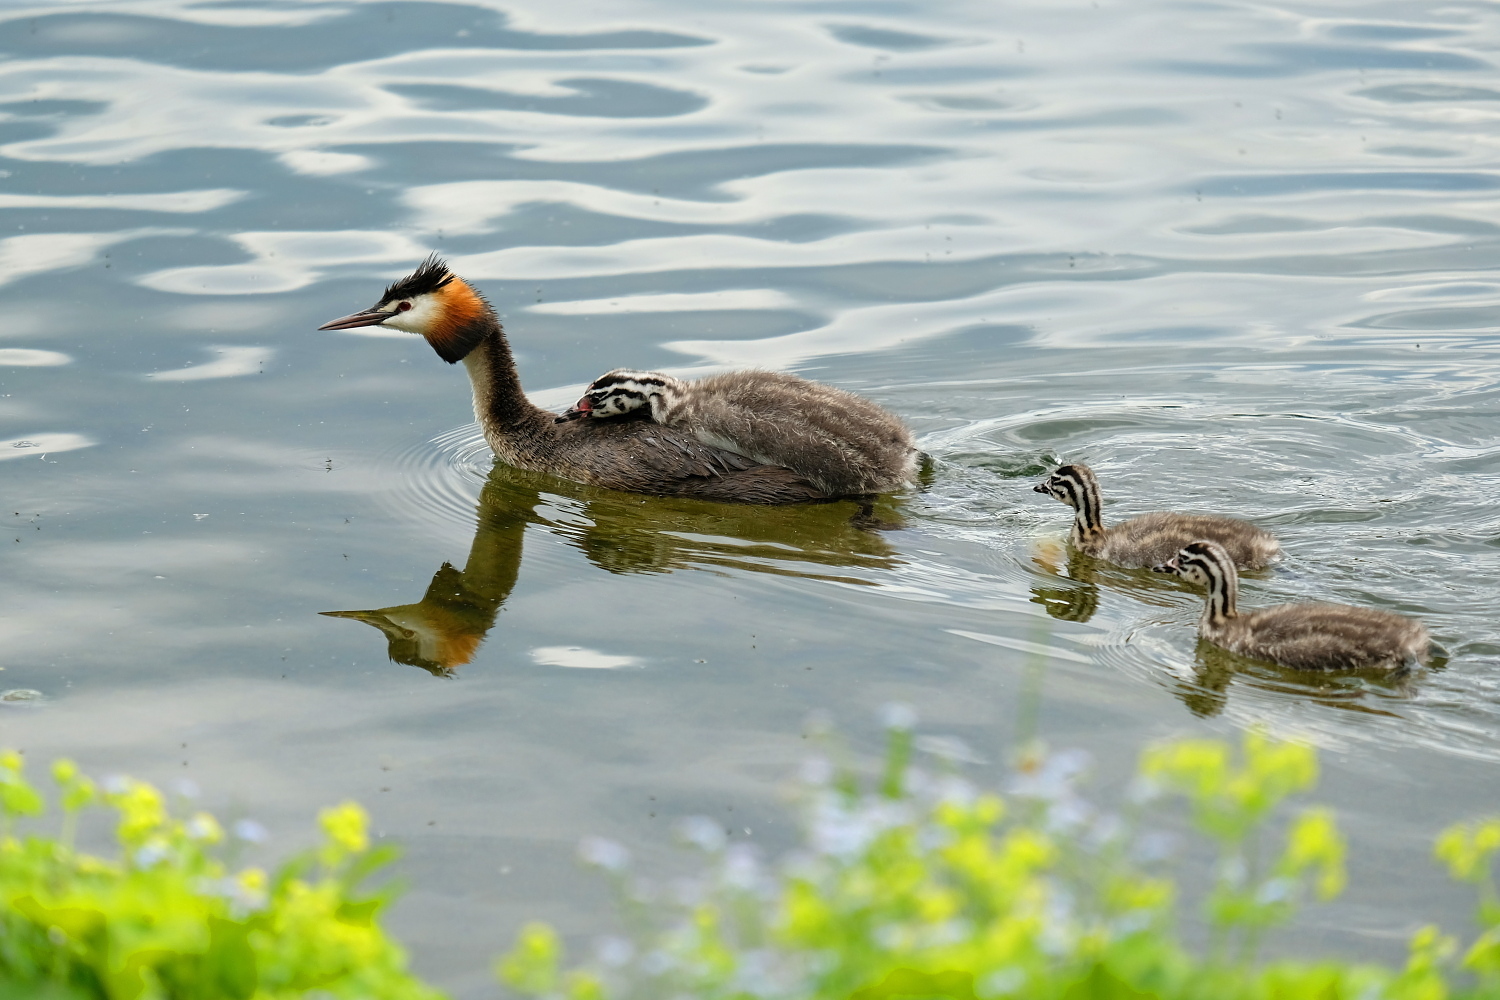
[321,465,905,676]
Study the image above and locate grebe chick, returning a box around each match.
[317,256,834,504]
[556,368,920,497]
[1033,463,1279,570]
[1154,540,1430,673]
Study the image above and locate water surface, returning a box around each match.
[2,0,1498,993]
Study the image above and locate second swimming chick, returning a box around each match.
[1033,463,1279,570]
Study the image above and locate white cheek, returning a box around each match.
[380,296,442,334]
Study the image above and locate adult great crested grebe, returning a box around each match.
[318,255,917,504]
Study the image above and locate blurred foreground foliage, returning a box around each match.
[0,750,440,1000]
[4,727,1499,1000]
[502,724,1500,1000]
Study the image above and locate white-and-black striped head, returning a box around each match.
[1152,540,1232,584]
[1032,464,1094,509]
[556,369,677,423]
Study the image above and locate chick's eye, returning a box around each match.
[397,301,412,312]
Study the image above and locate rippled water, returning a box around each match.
[2,0,1498,992]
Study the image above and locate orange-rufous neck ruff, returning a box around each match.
[426,277,492,364]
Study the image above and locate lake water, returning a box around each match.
[2,0,1498,993]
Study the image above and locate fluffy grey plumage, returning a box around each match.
[559,368,920,497]
[470,345,830,503]
[1155,540,1430,673]
[1033,463,1279,569]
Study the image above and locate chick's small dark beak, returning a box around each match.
[1152,558,1179,574]
[317,307,391,331]
[1032,482,1050,494]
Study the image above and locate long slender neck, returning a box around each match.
[1068,476,1106,552]
[459,322,552,460]
[1201,559,1239,629]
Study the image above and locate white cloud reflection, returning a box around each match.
[0,230,186,287]
[0,348,71,366]
[146,346,273,381]
[531,289,795,314]
[0,432,95,461]
[0,189,245,212]
[139,230,428,295]
[531,646,641,669]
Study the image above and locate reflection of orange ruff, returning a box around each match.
[427,278,489,364]
[851,969,976,1000]
[320,599,486,677]
[439,632,482,667]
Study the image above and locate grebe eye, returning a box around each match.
[397,301,412,312]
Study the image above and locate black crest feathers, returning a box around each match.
[381,253,454,304]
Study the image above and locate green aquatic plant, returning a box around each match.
[500,723,1500,1000]
[1438,815,1500,990]
[6,729,1500,1000]
[0,751,441,1000]
[1138,732,1345,963]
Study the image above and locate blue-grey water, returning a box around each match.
[2,0,1498,994]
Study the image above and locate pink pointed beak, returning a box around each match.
[318,308,390,331]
